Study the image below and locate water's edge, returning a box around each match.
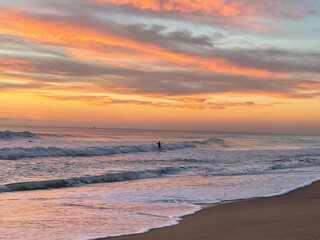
[94,178,320,240]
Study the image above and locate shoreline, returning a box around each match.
[101,180,320,240]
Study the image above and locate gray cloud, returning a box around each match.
[82,0,319,29]
[1,50,319,99]
[208,48,320,74]
[2,2,319,77]
[1,1,320,100]
[13,6,320,75]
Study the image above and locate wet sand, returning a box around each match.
[104,181,320,240]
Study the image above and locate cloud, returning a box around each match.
[91,0,316,19]
[90,0,318,30]
[40,92,277,110]
[1,49,320,100]
[0,1,319,103]
[3,63,318,100]
[1,6,319,79]
[207,48,320,74]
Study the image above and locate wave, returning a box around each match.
[0,166,195,192]
[268,155,320,171]
[37,133,81,138]
[193,137,226,145]
[0,142,195,160]
[0,130,84,140]
[0,130,38,140]
[208,151,320,176]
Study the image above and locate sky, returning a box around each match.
[0,0,320,134]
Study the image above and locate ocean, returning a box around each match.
[0,126,319,240]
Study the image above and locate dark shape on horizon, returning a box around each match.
[157,141,162,151]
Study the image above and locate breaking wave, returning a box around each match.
[37,133,81,138]
[0,166,195,192]
[193,137,226,145]
[0,130,38,140]
[0,130,83,140]
[0,142,195,160]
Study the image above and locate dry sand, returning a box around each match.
[103,181,320,240]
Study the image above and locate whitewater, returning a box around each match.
[0,126,320,240]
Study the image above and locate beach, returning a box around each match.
[106,180,320,240]
[1,127,320,240]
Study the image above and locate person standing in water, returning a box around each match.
[157,141,162,151]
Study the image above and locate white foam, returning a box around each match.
[0,130,38,139]
[0,142,195,160]
[265,175,320,198]
[0,127,319,240]
[0,166,198,192]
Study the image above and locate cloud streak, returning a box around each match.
[1,52,319,101]
[92,0,317,19]
[41,92,278,111]
[91,0,318,30]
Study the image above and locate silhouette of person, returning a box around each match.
[157,141,162,151]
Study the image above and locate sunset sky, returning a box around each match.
[0,0,319,133]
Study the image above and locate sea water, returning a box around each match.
[0,126,319,240]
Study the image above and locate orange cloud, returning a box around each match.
[0,8,275,78]
[90,0,311,31]
[93,0,242,16]
[91,0,305,22]
[0,58,37,72]
[90,0,270,31]
[40,92,276,110]
[298,82,320,89]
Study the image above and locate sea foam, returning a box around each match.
[0,142,195,160]
[0,166,197,192]
[0,130,38,139]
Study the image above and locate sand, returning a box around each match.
[103,181,320,240]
